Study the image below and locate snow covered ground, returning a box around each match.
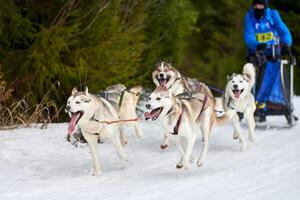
[1,98,300,200]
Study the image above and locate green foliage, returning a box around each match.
[0,0,299,114]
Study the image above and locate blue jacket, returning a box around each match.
[244,7,292,54]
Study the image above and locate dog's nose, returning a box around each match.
[65,105,71,111]
[159,73,165,78]
[233,84,238,89]
[145,104,151,109]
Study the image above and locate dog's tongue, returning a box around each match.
[159,79,167,87]
[233,90,241,98]
[68,112,81,134]
[144,112,152,120]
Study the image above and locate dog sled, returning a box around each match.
[252,47,298,126]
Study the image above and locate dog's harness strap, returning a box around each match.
[90,114,100,123]
[171,112,183,135]
[237,112,244,121]
[118,90,125,107]
[227,97,246,121]
[166,107,174,116]
[101,118,139,125]
[196,95,208,121]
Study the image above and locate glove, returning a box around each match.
[256,43,267,51]
[281,44,291,56]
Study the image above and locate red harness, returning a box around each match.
[171,112,183,135]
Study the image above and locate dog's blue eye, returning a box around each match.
[156,97,161,100]
[75,101,81,104]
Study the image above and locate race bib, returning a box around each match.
[256,32,274,43]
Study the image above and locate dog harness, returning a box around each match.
[99,89,141,109]
[226,97,245,121]
[170,112,183,135]
[90,114,139,125]
[195,95,209,121]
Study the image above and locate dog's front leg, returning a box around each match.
[134,124,144,139]
[83,133,102,176]
[110,127,128,161]
[176,136,184,169]
[182,134,196,169]
[245,110,256,143]
[118,126,128,147]
[160,131,169,150]
[197,124,210,167]
[232,114,247,151]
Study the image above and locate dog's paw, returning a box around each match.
[197,160,203,167]
[121,140,128,147]
[160,144,168,150]
[90,168,102,176]
[233,132,239,140]
[176,164,183,169]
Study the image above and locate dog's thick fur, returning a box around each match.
[152,61,213,97]
[223,63,256,142]
[66,87,127,175]
[67,84,144,147]
[145,86,246,169]
[152,61,215,149]
[102,84,144,145]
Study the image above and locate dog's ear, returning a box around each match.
[84,86,89,95]
[71,87,78,96]
[226,75,232,81]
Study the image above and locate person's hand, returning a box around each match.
[256,43,267,51]
[281,43,291,56]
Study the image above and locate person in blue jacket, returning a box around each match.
[244,0,292,122]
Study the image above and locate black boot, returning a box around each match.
[255,109,266,122]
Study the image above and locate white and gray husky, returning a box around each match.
[223,63,256,142]
[65,86,142,175]
[144,86,246,169]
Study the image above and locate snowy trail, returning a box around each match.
[1,99,300,200]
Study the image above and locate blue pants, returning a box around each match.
[256,60,285,107]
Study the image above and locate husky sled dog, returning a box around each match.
[65,87,141,175]
[67,84,144,146]
[152,61,213,97]
[105,84,144,145]
[144,86,246,169]
[223,63,256,142]
[152,61,214,149]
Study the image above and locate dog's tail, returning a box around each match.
[243,63,256,89]
[213,109,237,127]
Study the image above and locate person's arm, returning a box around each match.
[272,10,292,45]
[244,11,259,51]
